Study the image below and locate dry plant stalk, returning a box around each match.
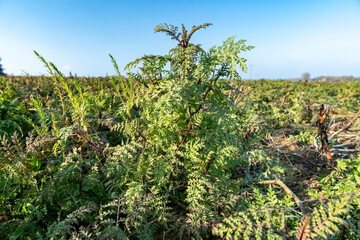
[318,104,333,167]
[329,108,360,140]
[257,180,306,214]
[296,214,311,240]
[283,92,290,103]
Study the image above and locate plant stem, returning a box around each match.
[257,180,306,214]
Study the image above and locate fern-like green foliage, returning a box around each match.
[296,214,311,240]
[309,196,350,239]
[1,23,359,239]
[154,23,212,48]
[308,154,360,239]
[213,185,299,240]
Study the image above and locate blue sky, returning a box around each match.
[0,0,359,79]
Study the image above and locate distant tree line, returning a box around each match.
[312,75,357,83]
[301,72,358,83]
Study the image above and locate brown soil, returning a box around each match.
[265,126,330,199]
[265,121,360,201]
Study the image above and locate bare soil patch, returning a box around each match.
[265,124,360,199]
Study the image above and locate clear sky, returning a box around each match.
[0,0,359,79]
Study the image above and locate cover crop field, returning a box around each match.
[1,24,360,239]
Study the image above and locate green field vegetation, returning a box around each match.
[1,24,360,239]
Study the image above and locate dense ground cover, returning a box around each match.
[1,24,360,239]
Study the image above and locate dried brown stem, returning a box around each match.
[296,214,311,240]
[257,180,306,214]
[329,108,360,140]
[318,104,333,167]
[74,130,106,159]
[333,137,360,148]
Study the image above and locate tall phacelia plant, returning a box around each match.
[107,23,255,237]
[1,24,357,240]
